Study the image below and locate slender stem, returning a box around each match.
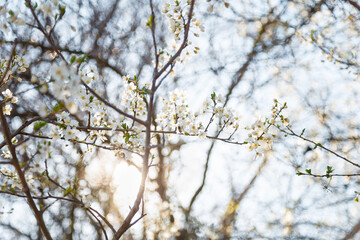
[0,40,17,87]
[81,80,147,125]
[25,0,67,63]
[283,127,360,169]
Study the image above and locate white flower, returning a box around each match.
[3,104,12,115]
[10,96,18,103]
[199,132,207,139]
[31,75,38,83]
[0,18,10,37]
[40,2,54,18]
[65,101,78,114]
[2,89,13,98]
[95,130,107,142]
[1,149,10,159]
[63,127,78,140]
[51,62,69,82]
[162,3,171,9]
[50,126,62,140]
[39,103,49,117]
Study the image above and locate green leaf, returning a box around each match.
[33,121,47,131]
[325,166,334,178]
[63,187,72,196]
[355,197,359,203]
[296,172,304,176]
[300,128,306,136]
[70,55,76,63]
[77,54,88,63]
[310,30,316,41]
[58,5,66,18]
[53,101,64,113]
[326,165,334,174]
[8,10,14,16]
[305,169,312,174]
[124,132,131,143]
[211,92,216,101]
[146,14,154,27]
[57,123,67,130]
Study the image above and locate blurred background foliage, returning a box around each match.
[1,0,360,239]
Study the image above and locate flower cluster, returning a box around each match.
[1,146,10,159]
[0,167,37,194]
[121,76,148,118]
[0,56,28,115]
[49,66,149,155]
[244,99,289,156]
[159,1,204,68]
[1,89,18,115]
[50,62,81,115]
[50,111,80,142]
[0,55,29,83]
[162,1,204,41]
[157,90,204,135]
[200,93,240,132]
[156,91,242,140]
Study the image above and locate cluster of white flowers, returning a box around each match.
[244,99,289,156]
[244,119,275,155]
[1,55,28,82]
[1,89,18,115]
[156,91,242,140]
[49,67,149,155]
[157,90,204,135]
[200,94,240,131]
[50,62,81,114]
[1,146,10,159]
[50,111,80,142]
[121,76,148,117]
[1,56,28,115]
[162,1,204,41]
[159,1,203,68]
[0,167,37,194]
[0,167,21,191]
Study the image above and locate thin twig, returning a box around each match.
[0,40,17,87]
[283,127,360,169]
